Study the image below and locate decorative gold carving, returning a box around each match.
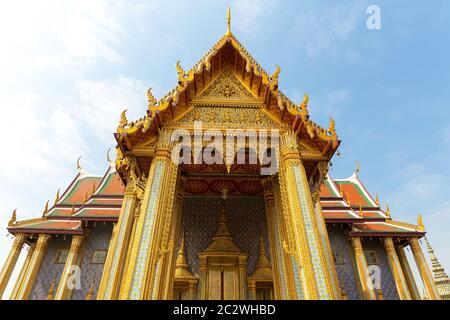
[175,106,277,127]
[8,209,17,227]
[196,67,257,102]
[118,109,128,130]
[417,213,425,231]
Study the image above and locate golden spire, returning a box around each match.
[46,279,56,300]
[174,230,197,280]
[8,209,17,227]
[225,5,232,36]
[42,200,49,217]
[54,189,60,205]
[85,278,96,300]
[417,213,425,231]
[375,194,379,207]
[255,234,271,269]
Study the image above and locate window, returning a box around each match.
[332,250,345,265]
[54,249,69,264]
[91,250,107,264]
[365,250,379,265]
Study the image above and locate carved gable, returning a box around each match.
[194,66,261,104]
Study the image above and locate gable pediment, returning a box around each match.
[192,65,263,105]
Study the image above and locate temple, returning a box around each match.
[0,8,444,300]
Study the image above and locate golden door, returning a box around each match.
[207,264,239,300]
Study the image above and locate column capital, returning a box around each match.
[12,233,26,248]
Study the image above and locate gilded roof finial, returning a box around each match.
[147,88,157,108]
[107,148,113,167]
[43,200,49,217]
[375,194,379,207]
[71,202,76,215]
[8,209,17,227]
[346,192,351,207]
[355,160,361,175]
[226,5,232,36]
[118,109,128,129]
[328,117,336,135]
[385,203,391,219]
[359,202,363,217]
[417,213,425,231]
[76,156,86,175]
[55,189,60,205]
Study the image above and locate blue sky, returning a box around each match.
[1,0,449,298]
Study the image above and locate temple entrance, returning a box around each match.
[172,162,274,300]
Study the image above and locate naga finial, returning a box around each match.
[147,88,157,107]
[55,189,60,205]
[226,5,232,36]
[119,109,128,129]
[417,213,425,231]
[8,209,17,226]
[375,194,379,207]
[43,200,49,216]
[328,116,336,135]
[300,92,309,110]
[175,61,185,84]
[385,204,391,219]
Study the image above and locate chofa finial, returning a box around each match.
[417,213,425,231]
[107,148,114,167]
[8,209,17,226]
[226,5,232,36]
[355,161,361,175]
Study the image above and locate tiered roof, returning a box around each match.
[7,165,424,238]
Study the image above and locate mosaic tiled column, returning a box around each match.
[262,177,287,300]
[395,245,420,300]
[273,179,302,300]
[349,237,376,300]
[16,234,51,300]
[409,238,440,300]
[383,237,411,300]
[120,129,178,300]
[54,235,84,300]
[0,233,26,298]
[10,243,35,300]
[160,179,185,299]
[278,131,337,300]
[97,177,139,300]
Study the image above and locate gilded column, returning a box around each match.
[160,178,185,299]
[10,243,35,300]
[54,235,85,300]
[395,245,420,300]
[262,177,287,300]
[409,237,440,300]
[278,130,337,299]
[383,237,411,300]
[274,170,304,300]
[120,129,178,300]
[0,233,26,298]
[16,234,51,300]
[349,236,376,300]
[97,163,141,300]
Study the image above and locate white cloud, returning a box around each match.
[234,0,280,35]
[292,1,364,58]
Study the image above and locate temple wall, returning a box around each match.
[71,222,113,300]
[29,236,71,300]
[326,224,360,300]
[361,238,399,300]
[181,196,270,277]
